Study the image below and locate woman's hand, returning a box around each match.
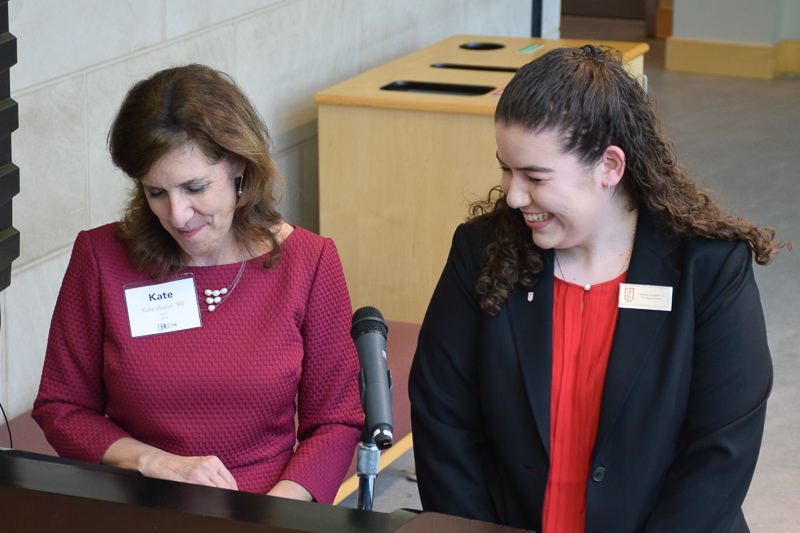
[138,450,239,490]
[102,437,238,490]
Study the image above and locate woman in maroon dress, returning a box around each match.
[33,64,363,504]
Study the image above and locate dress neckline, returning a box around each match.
[186,225,301,270]
[554,269,628,291]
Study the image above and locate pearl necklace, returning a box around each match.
[196,260,246,312]
[554,225,636,291]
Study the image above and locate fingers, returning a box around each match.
[215,460,239,490]
[174,456,238,490]
[191,456,238,490]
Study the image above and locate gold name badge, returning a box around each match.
[618,283,673,312]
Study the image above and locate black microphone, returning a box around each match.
[350,306,393,449]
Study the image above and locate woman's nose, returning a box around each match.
[505,174,531,209]
[167,193,193,228]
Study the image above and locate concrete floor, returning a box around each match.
[339,16,800,533]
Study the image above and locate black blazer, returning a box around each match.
[409,209,772,533]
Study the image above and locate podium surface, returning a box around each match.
[0,449,525,532]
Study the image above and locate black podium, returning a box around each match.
[0,449,524,533]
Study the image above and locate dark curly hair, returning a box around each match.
[472,45,788,315]
[109,64,284,278]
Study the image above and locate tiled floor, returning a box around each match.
[340,16,800,532]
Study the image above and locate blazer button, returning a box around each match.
[591,467,606,482]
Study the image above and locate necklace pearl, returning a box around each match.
[196,261,246,312]
[203,288,228,297]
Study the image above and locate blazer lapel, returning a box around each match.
[506,250,556,457]
[593,210,682,453]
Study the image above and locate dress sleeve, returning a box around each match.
[278,238,363,504]
[644,241,772,532]
[32,230,132,463]
[408,224,497,522]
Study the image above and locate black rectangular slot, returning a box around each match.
[431,63,518,73]
[380,80,496,96]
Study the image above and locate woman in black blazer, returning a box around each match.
[409,46,787,533]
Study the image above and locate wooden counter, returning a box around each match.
[316,35,649,323]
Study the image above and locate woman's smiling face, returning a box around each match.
[139,142,242,266]
[496,123,610,251]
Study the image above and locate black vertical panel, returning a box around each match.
[531,0,542,37]
[0,0,18,298]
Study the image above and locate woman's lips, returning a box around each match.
[522,211,554,230]
[177,225,203,238]
[523,212,553,223]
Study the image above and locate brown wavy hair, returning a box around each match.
[109,64,284,278]
[473,45,788,315]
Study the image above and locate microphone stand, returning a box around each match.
[356,435,381,511]
[356,398,394,511]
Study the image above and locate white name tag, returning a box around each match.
[124,275,202,337]
[618,283,673,312]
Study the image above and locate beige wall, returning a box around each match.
[673,0,799,42]
[673,0,782,44]
[1,0,532,420]
[668,0,800,77]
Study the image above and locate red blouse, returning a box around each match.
[543,271,627,533]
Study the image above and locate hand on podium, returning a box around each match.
[102,436,238,490]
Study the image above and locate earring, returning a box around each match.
[236,174,244,197]
[605,180,611,189]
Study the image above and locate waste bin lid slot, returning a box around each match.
[459,42,505,51]
[431,63,517,73]
[380,81,496,96]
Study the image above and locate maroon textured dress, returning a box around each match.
[32,223,363,504]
